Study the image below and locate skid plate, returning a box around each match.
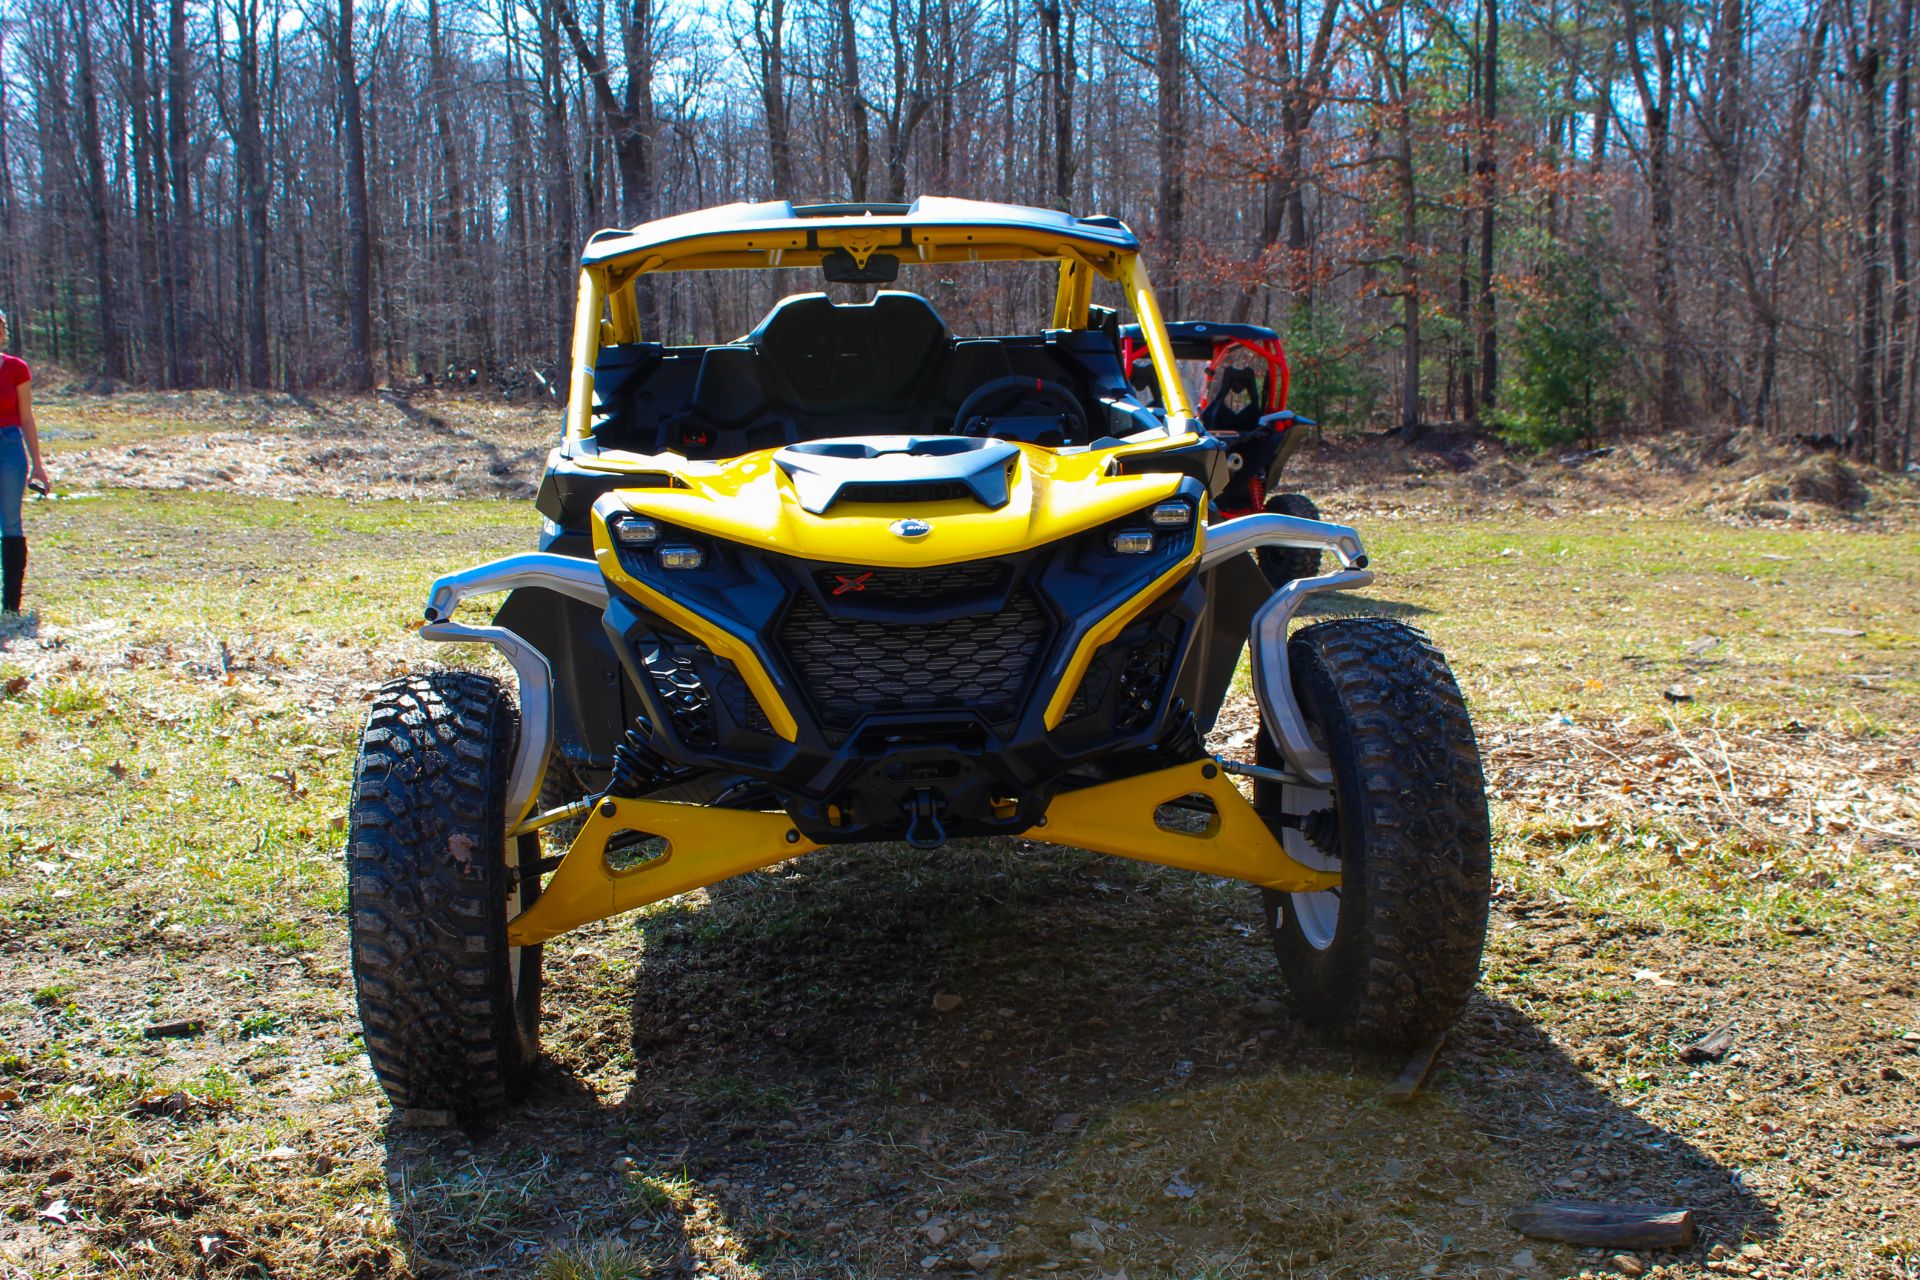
[506,759,1337,945]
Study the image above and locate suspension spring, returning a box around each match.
[606,722,680,799]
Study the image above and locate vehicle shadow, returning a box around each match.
[631,845,1767,1275]
[379,842,1774,1278]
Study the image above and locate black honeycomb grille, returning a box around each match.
[639,637,716,750]
[780,589,1049,729]
[810,560,1008,606]
[1064,654,1112,720]
[639,636,775,745]
[1064,625,1176,730]
[712,663,775,735]
[1116,635,1175,731]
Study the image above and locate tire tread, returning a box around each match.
[1262,617,1491,1047]
[346,670,533,1113]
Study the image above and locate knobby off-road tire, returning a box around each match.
[347,671,542,1114]
[1256,491,1326,588]
[1253,618,1491,1048]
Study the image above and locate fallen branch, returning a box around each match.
[1508,1199,1697,1249]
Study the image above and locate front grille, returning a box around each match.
[780,588,1050,730]
[638,635,774,745]
[1116,635,1175,731]
[712,663,775,735]
[1065,618,1178,730]
[811,561,1008,606]
[638,636,716,749]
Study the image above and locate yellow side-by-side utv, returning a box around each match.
[346,198,1491,1115]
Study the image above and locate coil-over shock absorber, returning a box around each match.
[1156,698,1207,762]
[605,721,682,798]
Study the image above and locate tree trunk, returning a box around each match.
[166,0,192,385]
[1753,2,1829,431]
[544,0,656,330]
[1478,0,1499,410]
[1622,0,1681,428]
[1230,0,1340,322]
[125,0,163,380]
[1040,0,1076,211]
[234,0,271,388]
[428,0,481,377]
[1396,96,1420,434]
[1152,0,1187,314]
[751,0,794,193]
[879,0,932,203]
[1854,0,1887,460]
[1884,0,1914,466]
[0,30,19,339]
[832,0,871,199]
[71,0,124,380]
[336,0,374,390]
[537,0,577,359]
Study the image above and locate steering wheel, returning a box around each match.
[952,375,1088,444]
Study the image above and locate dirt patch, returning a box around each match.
[1280,427,1919,528]
[43,388,556,501]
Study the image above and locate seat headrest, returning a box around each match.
[749,291,949,412]
[1201,365,1264,435]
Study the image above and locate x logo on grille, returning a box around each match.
[832,572,874,596]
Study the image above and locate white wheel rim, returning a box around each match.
[1281,780,1340,952]
[506,834,527,990]
[1290,888,1340,951]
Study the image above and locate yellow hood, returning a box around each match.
[594,439,1193,567]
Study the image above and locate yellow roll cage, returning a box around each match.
[561,214,1195,443]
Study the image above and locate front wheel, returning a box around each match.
[347,672,542,1114]
[1253,618,1491,1048]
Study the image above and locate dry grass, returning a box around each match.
[1,406,1917,1279]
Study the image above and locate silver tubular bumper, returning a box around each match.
[1201,514,1375,786]
[1247,568,1375,787]
[1198,511,1369,572]
[422,552,609,623]
[416,553,611,827]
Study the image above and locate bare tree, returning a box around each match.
[1620,0,1682,429]
[335,0,374,389]
[69,0,124,379]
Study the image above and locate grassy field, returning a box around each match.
[2,484,1916,1280]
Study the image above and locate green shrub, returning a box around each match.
[1283,307,1383,431]
[1494,244,1629,450]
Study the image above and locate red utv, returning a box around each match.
[1120,320,1324,587]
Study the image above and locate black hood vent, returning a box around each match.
[774,435,1019,514]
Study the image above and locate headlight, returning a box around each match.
[658,544,706,570]
[610,514,660,546]
[1110,530,1155,555]
[1149,501,1192,527]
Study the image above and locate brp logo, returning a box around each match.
[890,518,933,540]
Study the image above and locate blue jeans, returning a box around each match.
[0,428,24,537]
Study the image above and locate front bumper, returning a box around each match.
[417,510,1370,943]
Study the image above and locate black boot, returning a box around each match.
[2,537,24,614]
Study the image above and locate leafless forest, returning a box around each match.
[0,0,1912,465]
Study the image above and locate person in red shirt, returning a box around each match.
[0,309,49,614]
